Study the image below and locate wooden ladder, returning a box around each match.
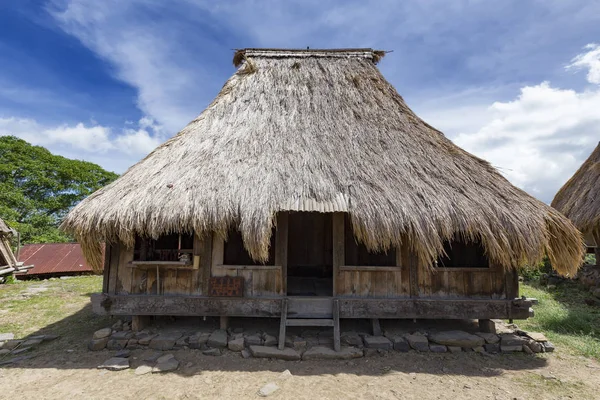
[278,298,340,351]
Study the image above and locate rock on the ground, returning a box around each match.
[522,345,533,354]
[228,337,245,352]
[111,320,123,331]
[428,331,485,348]
[2,340,23,350]
[364,336,392,350]
[484,343,500,353]
[0,333,14,341]
[448,346,462,353]
[188,332,210,349]
[475,332,500,344]
[245,334,263,346]
[543,341,555,352]
[115,349,131,358]
[11,347,31,355]
[93,328,112,340]
[152,358,179,373]
[302,346,363,360]
[0,349,10,356]
[88,337,109,351]
[525,340,543,353]
[111,331,134,340]
[405,333,429,352]
[241,349,252,359]
[249,345,300,361]
[429,344,447,353]
[523,332,548,342]
[134,365,153,375]
[97,357,130,371]
[500,334,527,352]
[258,382,280,397]
[203,348,222,356]
[149,333,182,351]
[280,369,292,379]
[106,339,128,351]
[207,330,228,348]
[263,334,278,347]
[390,336,410,352]
[341,332,363,347]
[137,333,157,346]
[156,353,175,363]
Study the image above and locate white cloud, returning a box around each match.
[566,43,600,84]
[450,45,600,203]
[0,116,163,172]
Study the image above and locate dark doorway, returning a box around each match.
[287,212,333,296]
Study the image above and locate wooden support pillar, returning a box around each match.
[275,213,289,295]
[219,316,229,330]
[132,315,151,332]
[478,319,496,334]
[333,299,340,352]
[332,213,345,296]
[371,318,382,336]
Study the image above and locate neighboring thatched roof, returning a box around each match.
[552,142,600,240]
[62,48,584,275]
[0,218,14,237]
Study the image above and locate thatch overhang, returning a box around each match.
[61,48,584,275]
[552,142,600,242]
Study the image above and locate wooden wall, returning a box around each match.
[104,211,519,301]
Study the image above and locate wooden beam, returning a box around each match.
[91,294,532,320]
[275,212,289,295]
[339,266,400,272]
[339,298,531,319]
[220,316,229,330]
[332,213,345,296]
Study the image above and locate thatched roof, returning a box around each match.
[552,142,600,240]
[0,218,14,237]
[61,48,584,275]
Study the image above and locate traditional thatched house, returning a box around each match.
[552,142,600,264]
[62,48,583,347]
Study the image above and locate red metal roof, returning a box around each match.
[17,243,102,275]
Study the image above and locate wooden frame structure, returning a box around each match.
[92,212,533,325]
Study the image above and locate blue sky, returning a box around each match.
[1,1,600,203]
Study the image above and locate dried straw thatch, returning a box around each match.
[62,48,584,275]
[552,142,600,242]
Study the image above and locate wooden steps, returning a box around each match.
[278,298,340,351]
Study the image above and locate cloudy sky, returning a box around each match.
[1,1,599,203]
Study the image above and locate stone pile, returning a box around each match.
[89,320,555,362]
[0,333,59,365]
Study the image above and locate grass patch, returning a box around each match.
[515,373,588,399]
[0,276,108,340]
[518,281,600,359]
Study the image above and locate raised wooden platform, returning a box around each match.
[91,294,533,320]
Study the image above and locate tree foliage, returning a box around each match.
[0,136,118,243]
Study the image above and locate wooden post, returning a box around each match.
[333,299,340,352]
[278,298,288,350]
[332,213,345,296]
[275,213,289,295]
[102,244,112,294]
[108,242,120,295]
[219,316,229,330]
[132,315,150,332]
[371,318,382,336]
[478,319,496,333]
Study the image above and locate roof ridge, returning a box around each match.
[233,48,387,66]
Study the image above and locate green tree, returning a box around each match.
[0,136,118,243]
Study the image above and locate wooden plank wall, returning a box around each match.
[108,235,212,296]
[334,214,410,298]
[417,266,507,299]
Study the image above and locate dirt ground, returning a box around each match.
[1,278,600,400]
